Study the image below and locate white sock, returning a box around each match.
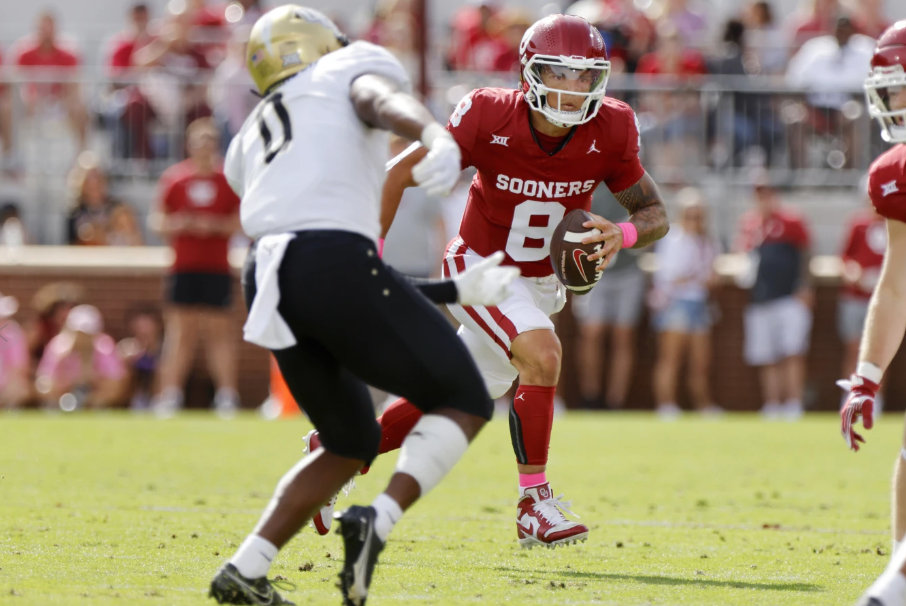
[158,387,184,407]
[229,534,278,579]
[867,571,906,606]
[895,540,902,560]
[215,387,239,405]
[371,493,403,542]
[784,399,803,409]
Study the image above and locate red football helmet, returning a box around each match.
[519,14,611,128]
[865,21,906,144]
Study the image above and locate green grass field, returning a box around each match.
[0,412,901,605]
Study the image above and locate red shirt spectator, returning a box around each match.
[840,211,886,299]
[635,49,708,77]
[13,16,80,103]
[784,0,840,50]
[735,203,811,304]
[159,157,239,274]
[487,8,533,74]
[448,2,498,71]
[105,3,152,78]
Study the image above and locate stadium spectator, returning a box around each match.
[66,153,121,246]
[107,203,144,246]
[0,293,32,410]
[650,189,721,419]
[133,11,213,157]
[362,0,418,77]
[103,2,158,160]
[635,23,708,171]
[25,281,84,369]
[652,0,710,49]
[601,0,657,74]
[573,187,647,410]
[0,202,29,246]
[709,18,784,167]
[117,305,163,411]
[106,3,153,77]
[447,0,498,71]
[148,118,241,419]
[785,16,874,169]
[487,8,533,74]
[838,202,886,408]
[36,304,127,411]
[209,26,257,145]
[783,0,842,52]
[12,10,88,152]
[734,181,813,420]
[845,0,890,39]
[743,1,786,75]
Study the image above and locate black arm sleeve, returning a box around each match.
[387,267,459,304]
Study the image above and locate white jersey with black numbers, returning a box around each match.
[225,41,410,241]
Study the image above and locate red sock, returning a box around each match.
[508,385,556,466]
[377,398,423,454]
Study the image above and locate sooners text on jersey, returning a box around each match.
[446,87,645,277]
[869,144,906,223]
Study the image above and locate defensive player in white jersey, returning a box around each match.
[208,6,517,606]
[836,20,906,606]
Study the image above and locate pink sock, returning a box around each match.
[519,472,547,488]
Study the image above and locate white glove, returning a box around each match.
[412,124,462,198]
[453,251,520,307]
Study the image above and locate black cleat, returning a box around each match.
[208,563,295,605]
[335,505,385,606]
[857,598,885,606]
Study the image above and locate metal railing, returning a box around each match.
[0,71,885,244]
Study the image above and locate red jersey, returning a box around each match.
[840,212,886,300]
[446,88,645,277]
[13,39,79,101]
[159,159,240,274]
[869,144,906,223]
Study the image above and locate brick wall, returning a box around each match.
[0,248,270,409]
[3,247,903,412]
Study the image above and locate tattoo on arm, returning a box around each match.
[613,172,670,248]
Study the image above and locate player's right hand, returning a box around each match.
[412,132,461,198]
[454,251,520,307]
[837,374,880,452]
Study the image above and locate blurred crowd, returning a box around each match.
[0,0,897,192]
[569,175,882,420]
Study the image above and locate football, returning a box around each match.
[549,209,605,295]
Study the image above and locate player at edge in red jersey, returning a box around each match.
[307,14,670,548]
[838,20,906,606]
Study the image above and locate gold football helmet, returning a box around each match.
[246,5,348,95]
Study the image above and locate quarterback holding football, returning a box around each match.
[308,14,670,549]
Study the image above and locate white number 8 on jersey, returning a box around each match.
[505,200,566,262]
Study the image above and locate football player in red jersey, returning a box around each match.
[304,14,668,548]
[839,20,906,606]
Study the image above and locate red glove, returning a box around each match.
[838,374,880,452]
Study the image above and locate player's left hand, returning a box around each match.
[412,133,461,198]
[837,374,880,452]
[581,213,623,272]
[454,251,520,307]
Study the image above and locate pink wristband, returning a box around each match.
[617,222,638,248]
[377,238,385,258]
